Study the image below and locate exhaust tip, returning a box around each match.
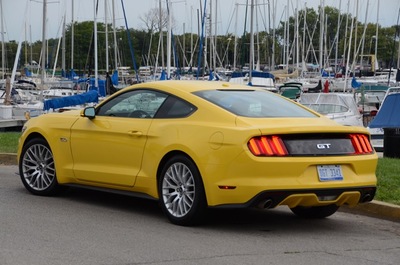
[257,199,273,209]
[361,194,372,203]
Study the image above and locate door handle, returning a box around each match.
[128,130,143,136]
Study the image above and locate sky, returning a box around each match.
[1,0,400,42]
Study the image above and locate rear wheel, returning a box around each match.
[159,155,207,226]
[19,138,62,196]
[290,205,339,219]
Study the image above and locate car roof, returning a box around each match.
[127,80,255,94]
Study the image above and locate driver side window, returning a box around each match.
[96,90,168,118]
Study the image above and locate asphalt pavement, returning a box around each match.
[1,153,399,223]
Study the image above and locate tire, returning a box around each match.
[19,138,62,196]
[290,205,339,219]
[159,155,207,226]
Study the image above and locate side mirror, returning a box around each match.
[81,107,96,119]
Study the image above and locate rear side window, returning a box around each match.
[155,96,197,118]
[194,90,317,118]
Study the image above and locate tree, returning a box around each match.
[139,7,174,33]
[3,6,398,74]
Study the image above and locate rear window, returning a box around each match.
[194,89,317,118]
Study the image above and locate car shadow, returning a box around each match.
[53,187,337,232]
[16,185,346,232]
[61,186,165,218]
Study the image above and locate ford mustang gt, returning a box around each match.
[17,80,377,226]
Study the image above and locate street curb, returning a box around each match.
[0,153,17,166]
[1,153,399,222]
[340,201,400,223]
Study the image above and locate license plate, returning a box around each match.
[317,165,343,181]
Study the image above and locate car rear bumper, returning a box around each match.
[210,186,376,209]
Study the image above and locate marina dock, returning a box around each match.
[0,106,26,131]
[0,118,26,131]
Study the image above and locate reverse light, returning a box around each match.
[248,136,288,156]
[349,134,373,154]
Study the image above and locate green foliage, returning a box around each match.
[2,6,399,77]
[0,132,21,153]
[375,157,400,205]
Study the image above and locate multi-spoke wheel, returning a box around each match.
[159,155,207,226]
[19,138,62,196]
[290,204,339,219]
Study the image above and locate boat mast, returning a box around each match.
[359,0,369,73]
[209,0,213,72]
[191,5,195,69]
[344,8,355,92]
[335,0,341,74]
[285,0,289,70]
[167,0,171,79]
[374,0,380,76]
[213,0,218,71]
[24,22,27,66]
[255,0,260,71]
[397,7,400,69]
[271,0,276,69]
[105,0,109,73]
[190,5,193,70]
[352,0,359,74]
[0,0,4,80]
[71,0,74,70]
[342,0,349,74]
[39,0,47,102]
[233,1,238,70]
[388,7,400,84]
[10,2,28,90]
[295,0,299,71]
[159,0,164,70]
[301,2,306,77]
[196,0,207,79]
[248,0,254,84]
[112,0,118,70]
[52,16,64,78]
[62,8,66,75]
[319,0,325,72]
[93,0,98,89]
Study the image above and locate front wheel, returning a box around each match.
[159,155,207,226]
[19,138,63,196]
[290,205,339,219]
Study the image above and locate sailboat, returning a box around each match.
[0,0,6,89]
[228,0,276,91]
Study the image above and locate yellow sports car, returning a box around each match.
[17,80,377,226]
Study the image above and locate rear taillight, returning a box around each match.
[349,134,374,154]
[248,136,288,156]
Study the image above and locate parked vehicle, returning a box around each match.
[17,81,377,225]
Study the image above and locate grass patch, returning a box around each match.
[375,157,400,205]
[0,133,399,206]
[0,132,21,153]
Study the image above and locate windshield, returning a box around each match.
[303,104,349,114]
[194,89,317,118]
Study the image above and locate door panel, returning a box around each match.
[70,116,151,186]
